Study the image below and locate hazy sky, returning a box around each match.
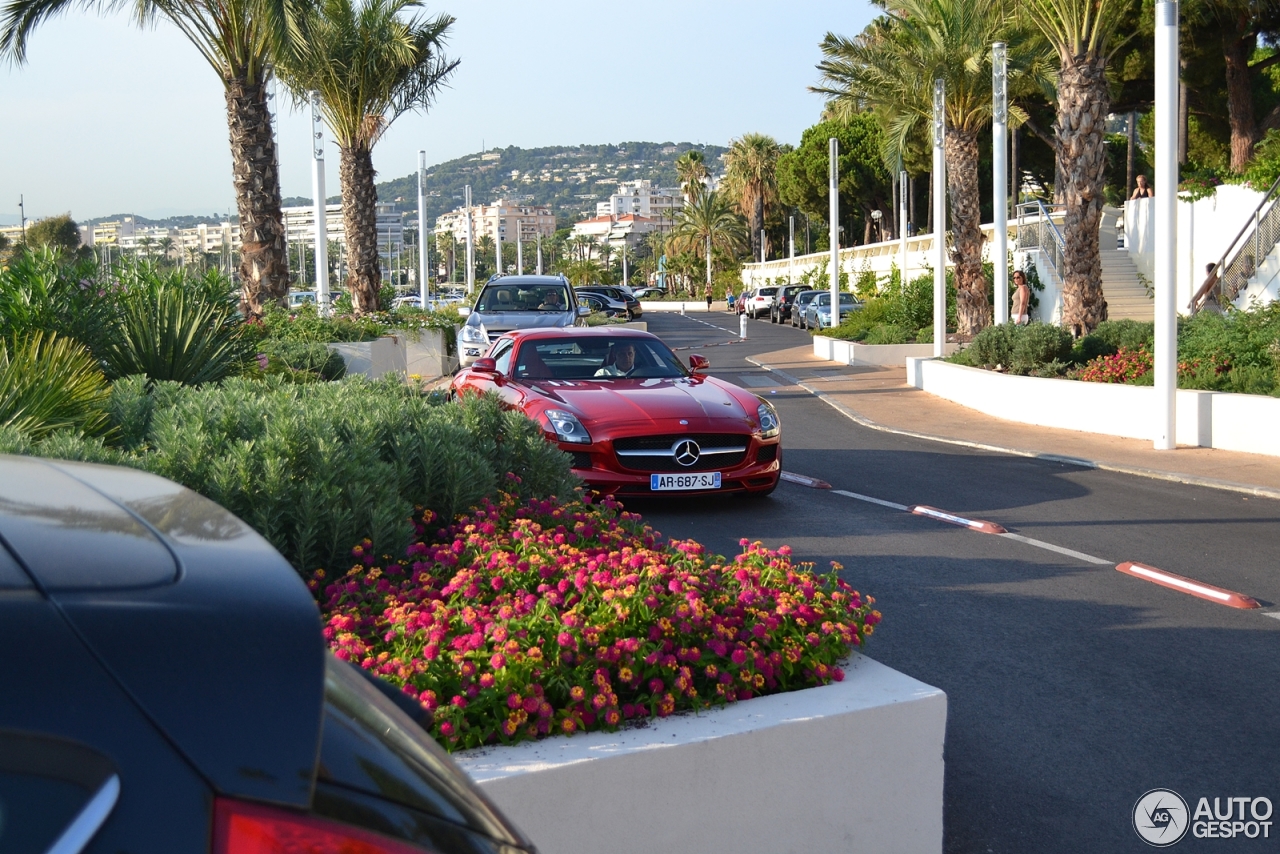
[0,1,878,224]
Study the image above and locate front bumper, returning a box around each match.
[563,437,782,496]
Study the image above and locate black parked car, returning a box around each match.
[0,455,536,854]
[576,285,641,319]
[769,284,809,324]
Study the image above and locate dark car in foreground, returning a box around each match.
[0,455,535,854]
[450,328,781,497]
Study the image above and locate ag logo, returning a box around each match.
[1134,789,1190,847]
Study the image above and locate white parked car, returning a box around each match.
[740,286,779,319]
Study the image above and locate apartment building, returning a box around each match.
[434,199,554,247]
[570,213,663,249]
[595,180,683,222]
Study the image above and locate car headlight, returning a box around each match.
[756,402,780,439]
[543,409,591,444]
[459,325,487,344]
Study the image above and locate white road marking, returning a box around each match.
[831,489,909,511]
[999,533,1113,565]
[1263,612,1280,621]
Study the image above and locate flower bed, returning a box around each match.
[315,490,881,751]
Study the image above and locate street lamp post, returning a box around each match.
[1154,1,1179,450]
[899,170,909,282]
[536,231,543,275]
[417,150,428,308]
[829,137,840,328]
[992,43,1009,325]
[464,185,475,294]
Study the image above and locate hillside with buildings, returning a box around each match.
[373,141,726,226]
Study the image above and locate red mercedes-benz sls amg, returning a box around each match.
[450,328,781,497]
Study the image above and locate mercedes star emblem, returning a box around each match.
[672,439,701,467]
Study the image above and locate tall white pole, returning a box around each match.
[760,229,766,264]
[933,79,947,356]
[705,234,712,296]
[496,214,503,276]
[898,170,908,284]
[993,43,1009,325]
[536,231,543,275]
[516,222,524,275]
[417,150,428,308]
[789,215,795,285]
[464,185,475,294]
[829,138,840,328]
[622,246,628,285]
[1154,1,1179,450]
[309,91,330,316]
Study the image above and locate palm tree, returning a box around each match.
[274,0,456,313]
[567,233,596,262]
[814,0,1044,334]
[2,0,292,316]
[1022,0,1134,336]
[158,236,175,267]
[722,133,781,262]
[667,190,745,298]
[674,150,709,203]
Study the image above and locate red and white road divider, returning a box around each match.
[780,471,832,489]
[909,505,1008,535]
[1116,561,1261,610]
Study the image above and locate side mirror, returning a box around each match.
[473,357,497,373]
[577,305,593,317]
[688,354,710,373]
[458,306,472,317]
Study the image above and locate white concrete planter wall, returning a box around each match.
[327,337,406,380]
[813,335,958,366]
[403,327,459,379]
[639,301,717,313]
[907,357,1280,457]
[455,654,946,854]
[329,329,459,381]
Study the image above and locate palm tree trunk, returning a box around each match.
[340,144,382,313]
[226,76,289,316]
[944,128,991,334]
[752,194,764,261]
[1056,56,1109,337]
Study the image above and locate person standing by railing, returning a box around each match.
[1131,174,1154,199]
[1189,263,1220,315]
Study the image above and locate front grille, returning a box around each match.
[613,433,749,473]
[569,452,593,470]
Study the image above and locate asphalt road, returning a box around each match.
[634,310,1280,854]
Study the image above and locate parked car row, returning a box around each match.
[734,285,864,330]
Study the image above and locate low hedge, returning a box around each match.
[0,377,578,574]
[318,490,881,751]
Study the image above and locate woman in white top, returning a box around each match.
[1011,270,1031,325]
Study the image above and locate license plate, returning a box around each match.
[651,472,721,491]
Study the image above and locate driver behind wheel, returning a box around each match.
[594,342,637,377]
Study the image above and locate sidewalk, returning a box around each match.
[748,344,1280,500]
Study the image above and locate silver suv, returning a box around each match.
[457,275,584,367]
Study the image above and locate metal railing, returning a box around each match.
[1015,201,1066,282]
[1204,173,1280,310]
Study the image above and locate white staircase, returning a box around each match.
[1100,249,1153,322]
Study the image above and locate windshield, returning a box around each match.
[512,336,688,380]
[475,283,570,313]
[815,293,857,306]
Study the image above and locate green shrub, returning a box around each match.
[257,339,347,381]
[0,332,112,440]
[5,380,578,575]
[0,248,117,357]
[967,323,1018,367]
[862,323,912,345]
[247,303,385,344]
[1074,319,1154,363]
[1011,324,1073,374]
[99,286,247,385]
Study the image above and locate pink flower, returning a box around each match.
[439,721,455,736]
[490,653,506,669]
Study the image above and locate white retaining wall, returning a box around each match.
[906,357,1280,457]
[456,653,946,854]
[813,336,958,366]
[329,328,459,380]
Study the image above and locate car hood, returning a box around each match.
[530,376,759,433]
[465,310,574,333]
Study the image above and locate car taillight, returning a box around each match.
[213,798,429,854]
